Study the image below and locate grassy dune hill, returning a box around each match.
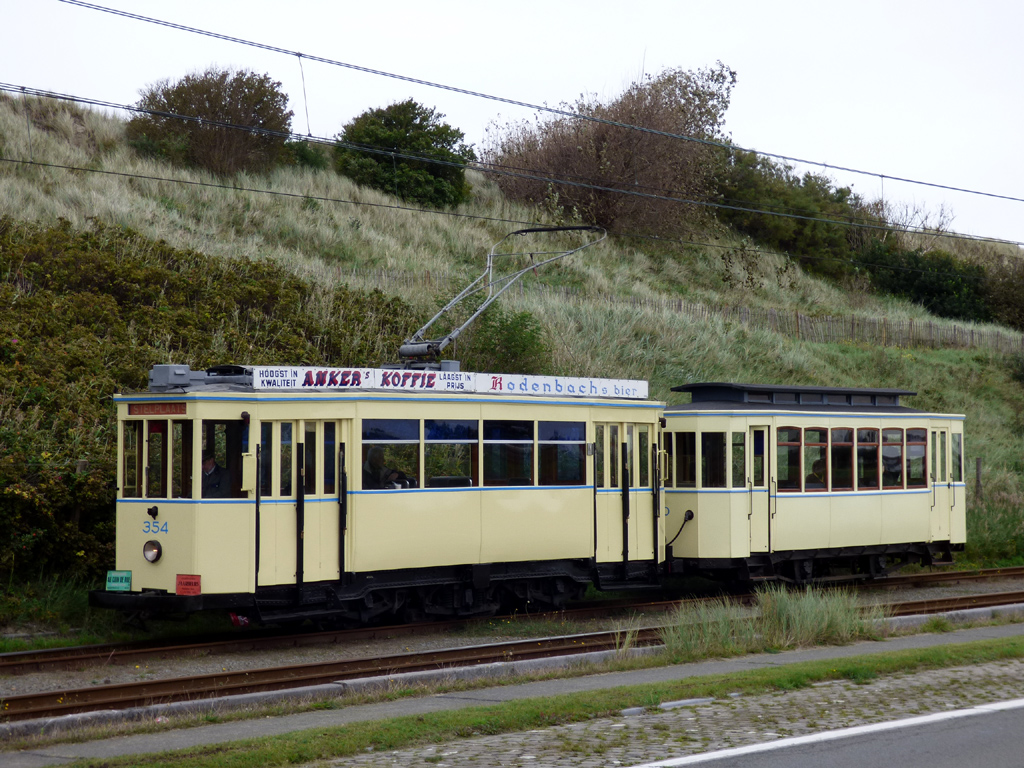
[1,94,1023,570]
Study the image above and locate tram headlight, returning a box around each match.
[143,540,163,563]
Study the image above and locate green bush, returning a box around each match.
[455,305,552,375]
[714,150,873,279]
[334,99,475,208]
[863,241,989,322]
[0,217,416,579]
[126,67,293,176]
[285,139,330,171]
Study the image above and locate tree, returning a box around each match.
[126,67,293,175]
[334,99,476,208]
[482,63,736,235]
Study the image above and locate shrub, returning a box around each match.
[126,67,293,175]
[0,217,416,579]
[863,240,989,322]
[334,99,475,208]
[714,150,878,279]
[285,139,330,171]
[455,305,552,374]
[984,256,1024,331]
[483,63,735,235]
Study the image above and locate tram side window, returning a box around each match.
[777,428,801,491]
[882,429,904,488]
[803,428,827,491]
[857,429,880,490]
[952,433,963,482]
[146,420,168,498]
[831,428,854,491]
[906,429,927,487]
[731,432,745,488]
[280,422,294,497]
[426,419,478,488]
[609,424,620,487]
[595,424,605,487]
[675,432,696,488]
[663,432,674,487]
[123,421,143,497]
[940,432,947,482]
[324,422,337,495]
[362,419,420,490]
[540,421,585,486]
[201,419,245,498]
[171,420,193,498]
[701,432,726,488]
[304,422,317,495]
[484,420,534,486]
[637,425,650,488]
[259,422,273,496]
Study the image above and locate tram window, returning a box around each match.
[539,421,585,486]
[663,432,674,487]
[123,421,143,497]
[876,395,896,406]
[304,422,317,495]
[146,420,168,498]
[803,428,827,491]
[851,395,872,405]
[825,394,848,405]
[171,420,193,498]
[748,392,771,403]
[730,432,745,488]
[362,418,420,489]
[637,425,650,487]
[906,428,927,487]
[857,429,880,490]
[752,430,765,487]
[280,422,294,497]
[483,420,533,486]
[260,422,272,496]
[775,393,797,404]
[777,428,801,491]
[426,419,478,487]
[701,432,727,488]
[952,434,963,482]
[201,419,244,498]
[801,394,823,404]
[931,431,937,481]
[940,432,947,482]
[324,422,337,495]
[675,432,696,488]
[595,424,605,487]
[831,428,854,491]
[609,425,620,487]
[882,429,904,488]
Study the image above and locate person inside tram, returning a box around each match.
[805,458,827,490]
[201,450,232,498]
[363,446,411,489]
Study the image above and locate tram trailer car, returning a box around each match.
[91,364,665,625]
[661,383,966,583]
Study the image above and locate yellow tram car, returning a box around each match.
[92,364,664,624]
[662,383,966,582]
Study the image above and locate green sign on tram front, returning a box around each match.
[106,570,132,592]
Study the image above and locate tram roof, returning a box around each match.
[669,382,918,410]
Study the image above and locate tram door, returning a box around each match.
[930,427,951,542]
[593,422,656,571]
[256,419,352,587]
[748,426,770,553]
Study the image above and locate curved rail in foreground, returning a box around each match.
[4,589,1024,723]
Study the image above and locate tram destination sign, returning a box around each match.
[250,366,648,400]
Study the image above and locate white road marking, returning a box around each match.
[625,697,1024,767]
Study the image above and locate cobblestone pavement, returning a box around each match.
[312,660,1024,768]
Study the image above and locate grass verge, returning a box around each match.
[29,634,1024,768]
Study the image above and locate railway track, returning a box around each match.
[3,587,1024,723]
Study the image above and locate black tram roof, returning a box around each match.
[667,382,919,413]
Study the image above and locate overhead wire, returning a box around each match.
[57,0,1024,209]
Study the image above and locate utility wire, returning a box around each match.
[58,0,1024,208]
[0,152,995,283]
[4,82,1017,251]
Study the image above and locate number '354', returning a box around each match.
[143,521,169,534]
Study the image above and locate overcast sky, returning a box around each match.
[3,0,1021,246]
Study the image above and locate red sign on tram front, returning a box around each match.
[176,574,201,596]
[129,403,187,416]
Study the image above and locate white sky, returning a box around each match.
[3,0,1022,245]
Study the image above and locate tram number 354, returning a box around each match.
[142,521,169,534]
